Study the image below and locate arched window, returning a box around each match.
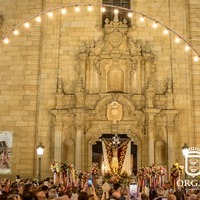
[102,0,131,27]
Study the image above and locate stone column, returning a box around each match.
[146,108,160,165]
[74,89,85,170]
[88,140,92,172]
[54,114,63,163]
[164,110,178,177]
[75,125,83,170]
[136,57,143,94]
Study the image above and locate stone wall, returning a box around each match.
[0,0,199,179]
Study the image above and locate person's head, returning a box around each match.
[29,186,38,195]
[88,195,95,200]
[72,187,78,194]
[113,183,122,192]
[188,189,195,196]
[109,188,115,197]
[78,192,89,200]
[8,194,19,200]
[141,193,149,200]
[40,185,49,193]
[59,195,69,200]
[168,193,177,200]
[112,183,122,198]
[156,188,165,197]
[196,193,200,200]
[36,191,46,200]
[163,181,171,190]
[65,191,72,198]
[121,187,127,196]
[189,194,197,200]
[22,192,35,200]
[0,194,8,200]
[48,189,58,199]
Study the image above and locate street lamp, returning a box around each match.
[36,142,45,181]
[182,143,189,179]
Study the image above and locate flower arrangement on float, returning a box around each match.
[170,163,183,189]
[170,163,183,177]
[50,161,76,185]
[50,161,132,187]
[50,161,101,188]
[137,164,166,189]
[92,162,101,177]
[50,161,61,173]
[103,171,131,184]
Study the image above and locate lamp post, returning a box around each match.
[182,143,189,179]
[36,142,45,181]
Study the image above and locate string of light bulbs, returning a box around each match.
[0,3,199,62]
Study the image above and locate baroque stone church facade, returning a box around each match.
[0,0,200,179]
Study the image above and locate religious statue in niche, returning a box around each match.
[102,134,130,174]
[107,101,123,124]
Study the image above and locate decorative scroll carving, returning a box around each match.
[128,38,143,56]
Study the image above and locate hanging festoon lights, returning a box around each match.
[24,22,30,28]
[185,45,191,52]
[87,4,93,12]
[163,28,169,35]
[61,7,67,15]
[3,38,9,44]
[139,16,145,22]
[100,6,106,13]
[0,3,200,62]
[35,15,42,22]
[127,12,133,18]
[13,29,19,35]
[75,5,80,12]
[47,11,53,18]
[114,8,119,15]
[152,21,158,29]
[175,37,181,43]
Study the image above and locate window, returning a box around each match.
[102,0,131,27]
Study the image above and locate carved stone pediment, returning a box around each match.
[103,15,129,53]
[74,14,157,95]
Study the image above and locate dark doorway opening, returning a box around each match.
[92,134,137,175]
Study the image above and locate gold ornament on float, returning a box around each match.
[107,101,123,124]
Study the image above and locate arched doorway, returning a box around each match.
[92,134,138,175]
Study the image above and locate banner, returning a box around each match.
[0,131,13,174]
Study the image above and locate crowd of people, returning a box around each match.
[0,177,199,200]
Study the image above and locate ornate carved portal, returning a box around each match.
[51,14,178,175]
